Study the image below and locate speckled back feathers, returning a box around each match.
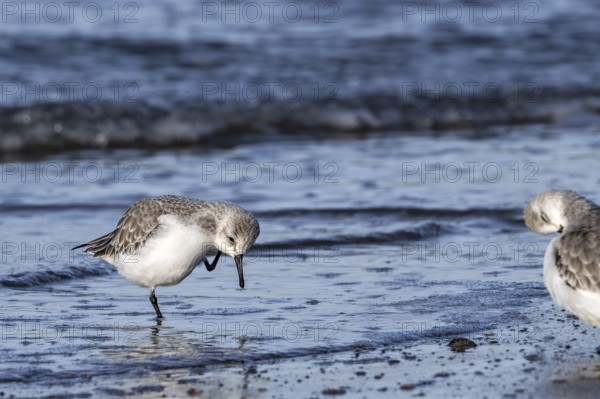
[75,195,259,258]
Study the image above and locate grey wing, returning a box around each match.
[556,229,600,291]
[73,198,163,257]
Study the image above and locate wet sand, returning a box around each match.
[3,290,600,399]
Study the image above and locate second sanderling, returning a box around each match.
[524,189,600,326]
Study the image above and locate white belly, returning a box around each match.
[543,237,600,327]
[102,214,212,288]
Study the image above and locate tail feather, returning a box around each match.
[72,231,115,257]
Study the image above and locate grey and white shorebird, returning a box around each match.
[524,189,600,326]
[73,195,260,318]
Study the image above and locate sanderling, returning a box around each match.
[524,189,600,326]
[74,195,260,318]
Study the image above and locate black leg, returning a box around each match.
[204,251,222,272]
[149,287,163,318]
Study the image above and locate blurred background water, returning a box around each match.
[1,0,600,396]
[1,0,600,152]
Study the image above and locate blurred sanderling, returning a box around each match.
[524,189,600,326]
[74,195,260,318]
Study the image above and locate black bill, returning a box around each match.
[235,255,244,289]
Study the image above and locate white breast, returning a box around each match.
[104,214,213,288]
[543,236,600,326]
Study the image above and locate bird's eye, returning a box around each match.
[540,212,550,223]
[228,236,235,244]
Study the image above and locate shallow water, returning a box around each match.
[1,124,599,395]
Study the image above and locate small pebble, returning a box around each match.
[448,338,477,352]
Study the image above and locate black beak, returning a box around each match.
[558,225,564,234]
[235,255,244,289]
